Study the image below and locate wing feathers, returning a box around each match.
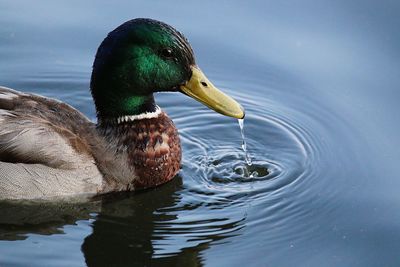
[0,86,95,169]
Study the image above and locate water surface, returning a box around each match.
[0,1,400,266]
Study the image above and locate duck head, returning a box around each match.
[90,18,244,119]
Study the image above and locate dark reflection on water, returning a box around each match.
[82,177,206,267]
[1,0,400,266]
[0,201,97,241]
[0,177,244,266]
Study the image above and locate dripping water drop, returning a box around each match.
[238,118,252,167]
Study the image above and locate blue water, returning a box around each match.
[1,1,400,266]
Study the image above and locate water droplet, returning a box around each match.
[238,118,252,166]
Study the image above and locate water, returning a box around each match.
[0,1,400,266]
[238,118,253,167]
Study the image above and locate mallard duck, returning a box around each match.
[0,18,244,200]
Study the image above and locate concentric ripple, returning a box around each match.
[146,84,341,257]
[177,98,312,198]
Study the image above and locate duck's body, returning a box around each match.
[0,18,243,200]
[0,86,180,199]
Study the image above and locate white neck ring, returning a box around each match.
[101,106,162,124]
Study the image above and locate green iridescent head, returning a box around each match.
[91,18,244,119]
[91,18,195,117]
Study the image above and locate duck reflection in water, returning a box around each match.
[82,176,205,266]
[0,176,245,266]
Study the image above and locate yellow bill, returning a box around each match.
[180,66,245,119]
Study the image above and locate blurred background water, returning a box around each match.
[0,0,400,266]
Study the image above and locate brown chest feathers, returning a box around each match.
[98,112,181,191]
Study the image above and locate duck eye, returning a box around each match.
[161,48,173,58]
